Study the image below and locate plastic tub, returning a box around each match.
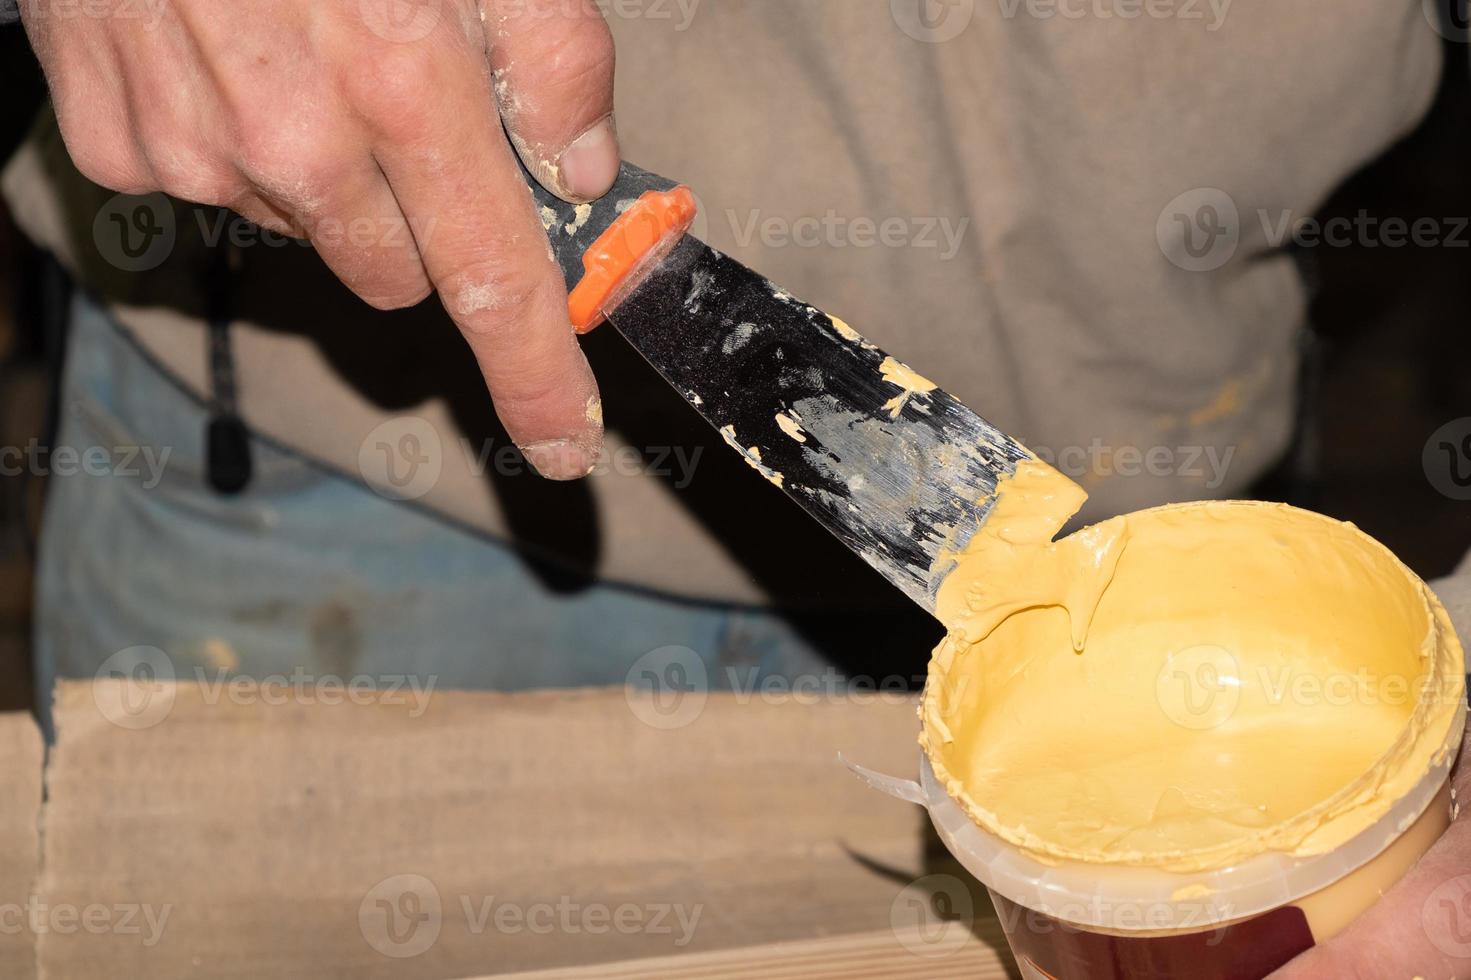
[856,500,1467,978]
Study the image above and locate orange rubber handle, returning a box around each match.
[567,187,698,334]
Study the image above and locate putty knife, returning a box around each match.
[533,163,1030,613]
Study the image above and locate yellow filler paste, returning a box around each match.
[920,459,1465,873]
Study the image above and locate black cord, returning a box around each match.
[204,238,252,495]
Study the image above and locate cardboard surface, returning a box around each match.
[491,926,1013,979]
[0,711,42,978]
[7,681,1012,978]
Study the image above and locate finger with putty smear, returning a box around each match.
[482,0,620,203]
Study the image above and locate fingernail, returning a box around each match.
[520,439,600,481]
[559,116,619,202]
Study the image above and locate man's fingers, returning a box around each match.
[362,39,603,479]
[484,0,619,203]
[285,166,433,311]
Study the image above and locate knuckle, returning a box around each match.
[141,146,237,206]
[316,233,432,310]
[233,119,340,215]
[347,44,444,137]
[440,260,552,340]
[56,119,149,194]
[517,19,615,101]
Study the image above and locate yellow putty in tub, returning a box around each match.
[921,459,1465,874]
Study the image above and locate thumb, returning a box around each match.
[484,0,619,203]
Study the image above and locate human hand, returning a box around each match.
[21,0,619,478]
[1268,726,1471,979]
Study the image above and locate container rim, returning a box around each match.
[917,696,1465,932]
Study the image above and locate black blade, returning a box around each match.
[607,237,1032,613]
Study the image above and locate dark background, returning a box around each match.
[0,34,1468,714]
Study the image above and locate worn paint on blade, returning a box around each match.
[774,411,807,443]
[564,203,593,235]
[783,389,1016,583]
[538,206,558,232]
[829,315,862,342]
[719,424,785,487]
[722,322,757,354]
[685,269,714,312]
[878,356,938,418]
[828,315,875,349]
